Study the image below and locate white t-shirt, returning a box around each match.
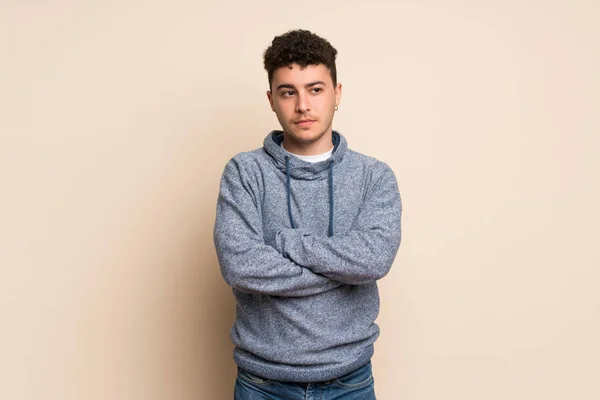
[282,142,334,163]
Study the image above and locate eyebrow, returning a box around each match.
[276,81,327,91]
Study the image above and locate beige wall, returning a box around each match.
[1,1,599,399]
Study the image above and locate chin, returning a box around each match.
[292,125,321,137]
[292,131,320,144]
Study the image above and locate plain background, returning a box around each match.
[1,1,598,399]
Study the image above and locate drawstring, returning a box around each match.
[328,160,334,237]
[284,156,335,237]
[285,156,296,229]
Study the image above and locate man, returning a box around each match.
[214,29,402,399]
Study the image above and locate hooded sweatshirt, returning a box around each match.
[213,130,402,382]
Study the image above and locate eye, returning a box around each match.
[312,87,323,93]
[281,90,295,97]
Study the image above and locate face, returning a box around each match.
[267,63,342,155]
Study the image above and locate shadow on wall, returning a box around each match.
[64,101,249,399]
[146,103,263,399]
[95,90,270,398]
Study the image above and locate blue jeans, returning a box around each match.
[234,360,376,399]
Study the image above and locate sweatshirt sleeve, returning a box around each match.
[213,157,343,297]
[275,163,402,285]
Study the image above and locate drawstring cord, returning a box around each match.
[284,156,334,237]
[285,156,296,229]
[328,160,334,237]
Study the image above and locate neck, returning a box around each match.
[282,129,334,156]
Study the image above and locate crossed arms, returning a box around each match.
[213,158,402,297]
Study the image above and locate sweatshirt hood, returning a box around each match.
[263,130,347,237]
[263,130,348,181]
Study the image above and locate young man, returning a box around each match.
[214,29,402,399]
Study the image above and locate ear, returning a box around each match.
[334,82,343,108]
[266,90,275,112]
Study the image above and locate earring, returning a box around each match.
[335,105,339,111]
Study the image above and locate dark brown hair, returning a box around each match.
[263,29,338,89]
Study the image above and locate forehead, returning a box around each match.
[272,63,332,87]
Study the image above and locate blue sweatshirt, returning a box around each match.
[213,130,402,382]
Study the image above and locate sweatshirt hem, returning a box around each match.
[233,345,374,383]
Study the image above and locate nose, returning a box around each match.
[295,92,310,114]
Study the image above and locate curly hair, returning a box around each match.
[263,29,338,89]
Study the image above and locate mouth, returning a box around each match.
[295,119,316,127]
